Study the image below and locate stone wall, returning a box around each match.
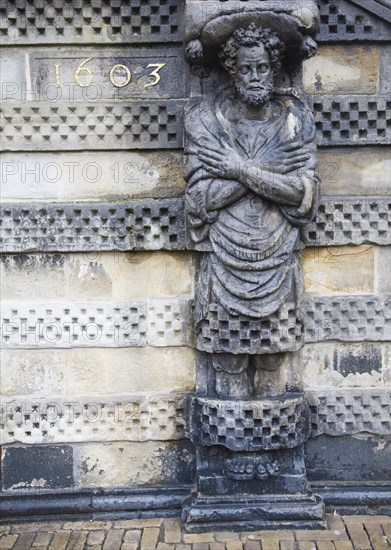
[0,0,390,518]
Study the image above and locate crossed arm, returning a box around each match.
[197,140,313,210]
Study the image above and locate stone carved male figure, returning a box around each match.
[185,24,321,398]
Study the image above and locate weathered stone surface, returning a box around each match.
[0,51,29,102]
[376,246,391,294]
[76,440,195,487]
[0,347,195,396]
[302,245,375,295]
[318,147,391,196]
[303,295,391,343]
[302,342,385,389]
[2,445,73,490]
[0,200,186,253]
[0,151,185,201]
[0,101,185,151]
[0,393,187,445]
[1,300,147,348]
[316,0,391,42]
[302,198,391,247]
[190,395,309,452]
[306,435,391,482]
[303,45,380,95]
[0,198,389,253]
[0,252,193,301]
[306,388,390,436]
[0,0,183,44]
[311,95,391,146]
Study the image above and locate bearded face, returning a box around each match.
[234,44,274,107]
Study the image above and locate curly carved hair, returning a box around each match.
[219,23,285,76]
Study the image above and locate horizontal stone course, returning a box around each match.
[1,295,389,350]
[0,197,389,253]
[0,101,185,151]
[0,0,183,44]
[2,388,388,446]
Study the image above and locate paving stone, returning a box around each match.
[0,527,11,535]
[216,532,240,542]
[295,530,346,541]
[226,541,244,550]
[124,530,142,543]
[157,544,176,550]
[13,533,37,549]
[164,519,182,544]
[12,523,63,534]
[382,521,391,541]
[192,544,209,550]
[326,515,346,532]
[0,535,19,549]
[246,531,294,541]
[279,542,296,550]
[87,530,106,546]
[183,534,215,544]
[121,544,139,550]
[141,527,161,549]
[296,542,317,550]
[344,524,371,550]
[32,532,54,546]
[244,542,262,550]
[103,529,125,549]
[260,541,279,550]
[370,535,390,550]
[210,544,227,550]
[316,543,336,550]
[48,531,71,550]
[115,520,163,529]
[333,542,354,550]
[66,530,88,550]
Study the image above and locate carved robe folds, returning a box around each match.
[185,92,321,355]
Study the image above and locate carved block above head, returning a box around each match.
[185,0,320,70]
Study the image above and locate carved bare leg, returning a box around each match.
[212,353,250,398]
[252,353,288,397]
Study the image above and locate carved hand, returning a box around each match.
[262,141,312,175]
[197,144,245,180]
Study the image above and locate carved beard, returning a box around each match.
[235,79,274,107]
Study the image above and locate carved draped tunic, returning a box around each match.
[185,90,321,354]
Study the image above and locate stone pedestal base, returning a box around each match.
[182,492,326,532]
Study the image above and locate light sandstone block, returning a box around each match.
[302,245,375,295]
[0,51,29,102]
[376,246,391,294]
[76,441,195,487]
[0,347,195,397]
[303,45,379,95]
[302,342,385,389]
[0,252,194,301]
[0,151,184,201]
[318,147,391,196]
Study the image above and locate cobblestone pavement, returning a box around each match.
[0,515,390,550]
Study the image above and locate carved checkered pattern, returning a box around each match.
[306,389,391,437]
[1,301,147,348]
[302,198,391,246]
[0,0,181,44]
[312,96,391,145]
[147,299,189,347]
[197,302,303,354]
[0,102,184,150]
[0,394,186,444]
[317,0,390,41]
[303,295,391,343]
[0,200,185,253]
[190,396,308,451]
